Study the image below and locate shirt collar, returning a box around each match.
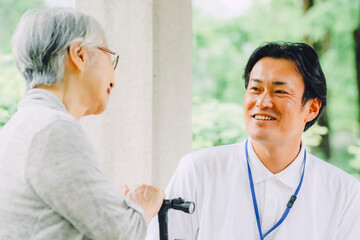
[245,137,306,189]
[18,88,68,114]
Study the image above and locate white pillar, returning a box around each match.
[75,0,192,190]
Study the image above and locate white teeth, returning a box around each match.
[254,115,276,120]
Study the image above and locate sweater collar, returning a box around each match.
[18,88,68,114]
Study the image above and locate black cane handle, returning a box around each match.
[158,198,195,240]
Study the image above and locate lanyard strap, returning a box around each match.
[245,139,306,240]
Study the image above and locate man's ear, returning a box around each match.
[305,98,322,123]
[67,42,86,72]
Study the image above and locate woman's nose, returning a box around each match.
[110,81,114,88]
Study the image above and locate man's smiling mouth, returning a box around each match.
[253,114,276,120]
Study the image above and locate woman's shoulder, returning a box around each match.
[1,103,82,149]
[30,111,86,146]
[22,100,76,123]
[9,89,78,135]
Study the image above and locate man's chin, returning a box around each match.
[248,130,276,143]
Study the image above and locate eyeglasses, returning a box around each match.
[97,46,120,70]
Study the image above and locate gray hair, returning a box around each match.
[12,8,106,89]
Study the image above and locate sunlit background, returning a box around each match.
[1,0,360,179]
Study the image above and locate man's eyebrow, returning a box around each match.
[249,78,287,86]
[249,78,262,83]
[272,81,287,86]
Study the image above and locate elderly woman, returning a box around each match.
[0,8,164,240]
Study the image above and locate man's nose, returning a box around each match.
[256,91,273,109]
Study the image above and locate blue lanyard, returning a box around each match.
[245,139,306,240]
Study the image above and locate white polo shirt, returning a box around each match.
[146,138,360,240]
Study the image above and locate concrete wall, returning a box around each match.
[75,0,192,190]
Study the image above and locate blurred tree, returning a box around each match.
[0,55,25,127]
[347,140,360,179]
[303,0,331,160]
[192,96,247,150]
[0,0,44,54]
[354,3,360,125]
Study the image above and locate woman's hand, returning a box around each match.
[122,184,165,225]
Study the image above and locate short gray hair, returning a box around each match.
[12,8,106,89]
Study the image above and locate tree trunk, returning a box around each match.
[303,0,314,12]
[303,0,331,160]
[354,26,360,125]
[317,108,331,159]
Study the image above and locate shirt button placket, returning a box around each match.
[262,176,278,237]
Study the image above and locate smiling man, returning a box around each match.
[146,42,360,240]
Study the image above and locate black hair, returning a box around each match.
[243,42,327,131]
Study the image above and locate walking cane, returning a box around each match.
[158,198,195,240]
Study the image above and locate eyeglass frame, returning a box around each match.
[97,46,120,70]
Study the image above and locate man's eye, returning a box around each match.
[250,87,260,91]
[275,90,287,94]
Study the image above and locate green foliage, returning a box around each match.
[193,9,247,103]
[347,140,360,179]
[0,0,44,128]
[303,123,328,148]
[192,96,247,150]
[0,0,45,54]
[0,55,26,128]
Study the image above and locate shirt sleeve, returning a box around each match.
[25,119,147,240]
[336,179,360,239]
[146,154,199,240]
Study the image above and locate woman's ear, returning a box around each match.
[305,98,322,123]
[67,42,86,72]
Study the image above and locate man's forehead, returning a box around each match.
[249,57,303,84]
